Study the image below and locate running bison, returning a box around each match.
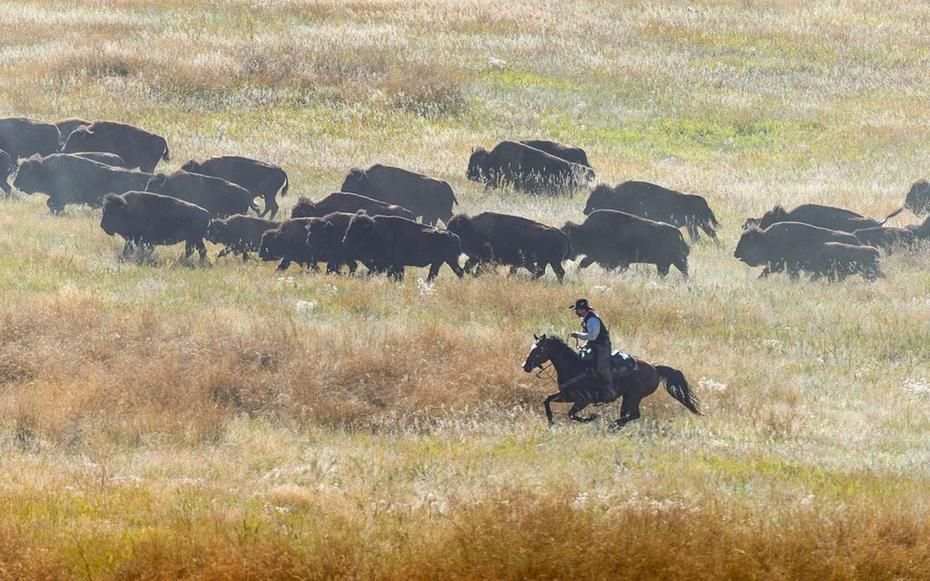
[205,214,278,261]
[303,212,368,274]
[342,214,464,281]
[0,149,12,195]
[884,180,930,221]
[520,140,591,168]
[341,164,457,225]
[145,170,258,218]
[259,218,317,271]
[467,140,594,195]
[446,212,570,280]
[734,222,860,279]
[13,154,151,214]
[744,203,880,233]
[0,118,60,160]
[101,191,211,264]
[63,121,169,173]
[584,181,719,242]
[805,242,883,282]
[291,192,416,221]
[182,156,288,218]
[562,210,690,277]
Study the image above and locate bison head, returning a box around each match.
[466,148,490,183]
[258,230,282,261]
[145,173,168,193]
[61,126,92,153]
[290,196,317,219]
[756,205,787,230]
[204,218,227,243]
[12,155,44,194]
[341,168,368,194]
[905,180,930,215]
[733,227,766,266]
[100,193,128,236]
[560,222,581,260]
[180,160,200,173]
[584,184,613,215]
[342,212,376,255]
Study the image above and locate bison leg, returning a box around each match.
[446,259,465,278]
[389,266,405,281]
[217,247,231,259]
[686,224,701,242]
[276,259,291,271]
[263,196,279,219]
[674,257,689,277]
[464,257,479,275]
[657,263,671,277]
[550,261,566,282]
[427,263,442,281]
[700,223,719,242]
[578,256,596,270]
[46,198,64,215]
[0,180,10,196]
[195,240,208,265]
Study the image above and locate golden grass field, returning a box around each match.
[2,1,930,578]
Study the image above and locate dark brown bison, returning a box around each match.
[584,181,719,241]
[72,152,128,168]
[181,156,288,218]
[303,212,370,274]
[341,164,457,225]
[467,140,594,194]
[258,218,317,271]
[205,214,278,260]
[63,121,169,173]
[342,213,464,281]
[101,191,210,263]
[446,212,570,280]
[744,203,880,233]
[734,222,860,279]
[805,242,883,282]
[13,154,151,214]
[291,192,416,221]
[54,118,91,147]
[854,226,918,252]
[520,140,591,168]
[145,170,259,218]
[0,118,60,160]
[885,180,930,221]
[0,149,12,195]
[562,210,690,277]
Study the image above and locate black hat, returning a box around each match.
[569,298,590,311]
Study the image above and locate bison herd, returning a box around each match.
[0,115,927,284]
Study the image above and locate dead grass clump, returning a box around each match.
[386,63,469,119]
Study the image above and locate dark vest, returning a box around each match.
[583,311,610,347]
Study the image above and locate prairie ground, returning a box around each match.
[1,1,930,578]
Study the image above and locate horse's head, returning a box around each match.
[523,334,557,372]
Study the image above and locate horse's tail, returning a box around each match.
[656,365,702,415]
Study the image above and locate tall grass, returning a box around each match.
[1,0,930,577]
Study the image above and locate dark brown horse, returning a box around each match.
[522,334,702,429]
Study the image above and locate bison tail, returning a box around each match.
[656,365,702,416]
[881,206,905,225]
[280,174,289,197]
[162,143,170,162]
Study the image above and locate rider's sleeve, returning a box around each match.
[577,317,600,341]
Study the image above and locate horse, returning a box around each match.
[522,334,702,429]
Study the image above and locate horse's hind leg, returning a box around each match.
[609,396,641,430]
[568,402,598,423]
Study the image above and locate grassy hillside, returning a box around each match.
[1,1,930,578]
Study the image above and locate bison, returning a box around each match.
[341,164,457,226]
[0,118,60,160]
[63,121,169,173]
[805,242,883,282]
[584,181,719,242]
[181,156,288,218]
[342,213,464,281]
[303,212,370,274]
[145,170,259,218]
[854,226,918,252]
[259,218,317,271]
[54,118,91,147]
[0,149,12,195]
[13,154,151,214]
[100,191,210,264]
[205,214,278,261]
[467,140,594,195]
[520,140,591,168]
[744,203,880,233]
[885,180,930,221]
[734,221,860,279]
[562,210,690,277]
[446,212,570,280]
[291,192,416,221]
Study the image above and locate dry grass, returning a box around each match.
[1,0,930,578]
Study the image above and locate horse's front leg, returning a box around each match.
[543,392,565,426]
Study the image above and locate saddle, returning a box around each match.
[578,347,638,375]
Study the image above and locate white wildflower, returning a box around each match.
[903,378,930,396]
[698,377,727,392]
[488,57,506,69]
[417,278,436,296]
[296,300,318,316]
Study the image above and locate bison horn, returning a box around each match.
[533,333,539,340]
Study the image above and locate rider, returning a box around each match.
[569,298,616,400]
